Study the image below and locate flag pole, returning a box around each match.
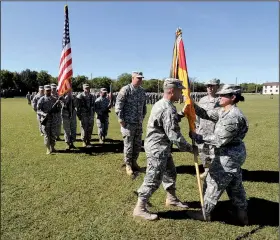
[171,28,206,220]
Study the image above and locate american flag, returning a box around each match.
[57,5,73,96]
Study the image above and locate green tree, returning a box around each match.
[116,73,131,90]
[89,77,112,91]
[0,70,15,89]
[72,75,88,91]
[20,69,38,91]
[37,70,51,87]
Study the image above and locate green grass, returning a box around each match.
[1,95,279,240]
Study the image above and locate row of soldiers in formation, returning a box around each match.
[30,83,111,154]
[28,71,249,225]
[27,90,208,106]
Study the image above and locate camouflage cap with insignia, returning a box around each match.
[216,84,241,95]
[100,88,107,92]
[44,85,51,90]
[204,78,220,86]
[163,78,186,89]
[132,71,144,78]
[50,83,57,89]
[83,83,90,89]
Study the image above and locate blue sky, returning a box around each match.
[2,1,279,84]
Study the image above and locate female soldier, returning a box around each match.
[187,84,249,225]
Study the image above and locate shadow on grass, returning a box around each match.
[176,165,279,183]
[55,138,145,155]
[157,197,278,227]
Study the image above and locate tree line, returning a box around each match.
[1,69,263,96]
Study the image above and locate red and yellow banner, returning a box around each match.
[170,28,196,132]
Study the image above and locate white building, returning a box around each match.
[262,82,279,94]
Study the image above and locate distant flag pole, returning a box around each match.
[170,28,206,220]
[57,4,73,96]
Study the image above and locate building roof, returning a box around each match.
[263,82,279,86]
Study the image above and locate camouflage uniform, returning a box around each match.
[95,90,110,141]
[37,86,60,152]
[196,95,219,168]
[61,93,77,147]
[26,92,31,104]
[137,97,193,200]
[193,84,249,218]
[51,84,62,140]
[115,81,146,169]
[133,78,194,221]
[76,86,95,146]
[32,87,44,135]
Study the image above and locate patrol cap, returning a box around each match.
[163,78,186,89]
[100,88,107,93]
[51,83,57,89]
[83,83,90,89]
[216,84,241,95]
[204,78,220,86]
[39,86,44,90]
[132,71,144,78]
[44,85,51,90]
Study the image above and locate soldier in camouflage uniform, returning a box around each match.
[26,92,31,105]
[95,88,111,144]
[133,78,195,221]
[61,91,77,150]
[51,84,62,141]
[37,85,60,154]
[196,79,220,180]
[76,84,95,147]
[32,86,45,136]
[115,71,147,176]
[188,84,249,225]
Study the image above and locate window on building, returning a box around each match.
[276,90,278,92]
[265,90,267,93]
[270,90,272,92]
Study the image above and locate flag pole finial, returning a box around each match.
[176,27,182,36]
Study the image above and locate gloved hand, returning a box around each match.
[189,131,204,144]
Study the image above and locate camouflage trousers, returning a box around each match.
[42,115,57,148]
[37,114,43,134]
[80,114,94,143]
[203,145,247,216]
[96,117,109,138]
[197,143,214,167]
[137,155,176,201]
[55,113,62,138]
[62,112,77,144]
[121,123,142,166]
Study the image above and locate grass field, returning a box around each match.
[1,94,279,240]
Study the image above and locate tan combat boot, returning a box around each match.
[46,148,51,155]
[50,145,56,153]
[237,209,248,226]
[165,190,189,208]
[65,143,71,151]
[200,168,209,180]
[133,198,158,221]
[126,165,134,176]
